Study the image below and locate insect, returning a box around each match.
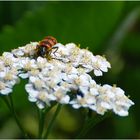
[36,36,58,59]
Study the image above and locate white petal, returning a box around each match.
[94,70,102,76]
[116,110,128,116]
[0,72,6,78]
[28,96,37,102]
[86,97,96,104]
[101,102,112,109]
[90,88,99,96]
[71,67,78,74]
[115,88,125,96]
[61,73,69,81]
[89,105,96,111]
[100,65,108,72]
[60,95,70,104]
[116,101,132,108]
[72,104,81,109]
[107,91,115,98]
[25,84,33,91]
[7,80,17,87]
[29,76,37,83]
[79,86,88,94]
[1,88,12,95]
[25,84,38,96]
[48,94,57,101]
[36,101,45,109]
[19,73,29,79]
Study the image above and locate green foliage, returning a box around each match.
[0,1,123,54]
[114,114,136,138]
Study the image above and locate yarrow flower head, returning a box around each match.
[0,38,134,117]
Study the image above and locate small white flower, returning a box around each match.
[70,94,96,109]
[0,58,20,95]
[92,55,111,76]
[53,87,70,104]
[21,58,37,71]
[0,41,134,117]
[12,42,37,57]
[36,57,48,69]
[94,69,103,76]
[0,81,13,95]
[19,73,29,79]
[36,101,46,109]
[12,48,25,57]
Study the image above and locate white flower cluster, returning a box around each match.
[0,42,134,116]
[0,52,20,95]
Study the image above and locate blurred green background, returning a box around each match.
[0,1,140,139]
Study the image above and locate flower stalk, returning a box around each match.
[43,104,62,139]
[38,108,46,138]
[1,95,29,138]
[76,112,111,138]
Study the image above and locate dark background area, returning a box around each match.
[0,1,140,138]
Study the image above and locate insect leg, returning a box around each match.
[45,48,52,60]
[52,46,58,56]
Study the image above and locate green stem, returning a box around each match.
[76,112,111,138]
[45,102,57,114]
[1,96,11,109]
[38,109,45,138]
[37,102,57,138]
[43,104,62,139]
[8,95,29,138]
